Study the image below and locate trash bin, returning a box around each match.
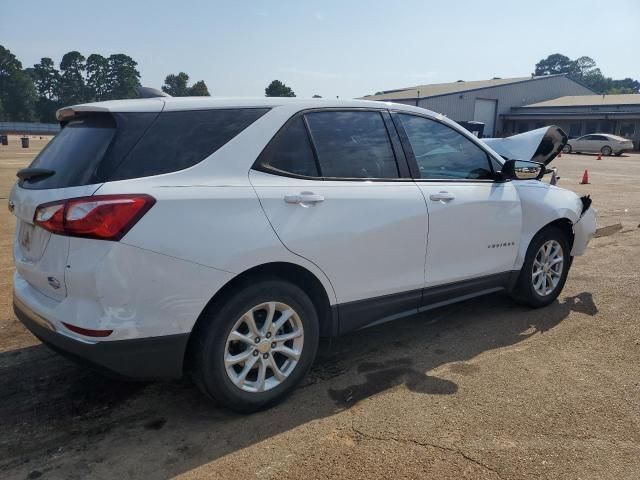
[1,135,7,146]
[21,137,29,148]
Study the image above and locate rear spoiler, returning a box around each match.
[482,126,568,166]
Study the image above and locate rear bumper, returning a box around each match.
[13,294,189,380]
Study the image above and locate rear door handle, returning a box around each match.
[284,192,325,205]
[429,191,455,202]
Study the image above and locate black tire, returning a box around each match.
[562,144,572,154]
[511,226,571,308]
[601,145,612,156]
[190,278,319,413]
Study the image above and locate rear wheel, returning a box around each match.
[511,226,571,308]
[601,145,612,156]
[562,144,572,154]
[191,279,319,412]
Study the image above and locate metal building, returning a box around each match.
[503,94,640,150]
[363,74,594,137]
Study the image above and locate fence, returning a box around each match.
[0,122,60,135]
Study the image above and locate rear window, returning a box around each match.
[21,115,118,189]
[110,108,269,181]
[21,108,268,189]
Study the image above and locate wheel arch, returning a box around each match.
[522,217,575,262]
[184,262,335,372]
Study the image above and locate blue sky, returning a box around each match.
[2,0,639,98]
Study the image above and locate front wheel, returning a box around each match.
[191,279,319,412]
[511,226,571,308]
[601,145,612,156]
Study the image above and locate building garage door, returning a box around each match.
[473,99,497,137]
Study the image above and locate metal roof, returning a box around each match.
[521,94,640,108]
[362,75,567,100]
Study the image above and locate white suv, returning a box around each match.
[10,97,596,412]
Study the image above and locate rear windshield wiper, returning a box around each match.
[16,168,56,182]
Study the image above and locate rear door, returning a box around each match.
[393,112,522,289]
[250,109,428,330]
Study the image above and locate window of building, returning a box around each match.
[585,122,598,134]
[517,122,529,133]
[569,123,582,137]
[620,123,636,138]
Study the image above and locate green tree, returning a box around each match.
[0,45,36,121]
[31,57,59,100]
[86,54,109,101]
[608,78,640,94]
[58,51,86,105]
[28,57,61,122]
[162,72,190,96]
[106,54,140,100]
[533,53,578,76]
[534,53,640,94]
[189,80,210,96]
[265,79,295,97]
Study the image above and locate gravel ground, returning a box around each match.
[0,137,638,479]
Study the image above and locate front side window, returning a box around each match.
[304,110,399,179]
[398,114,494,180]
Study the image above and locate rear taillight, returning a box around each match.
[34,194,155,241]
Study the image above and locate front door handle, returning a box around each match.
[284,192,325,206]
[429,191,455,203]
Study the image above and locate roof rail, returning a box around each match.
[136,87,171,98]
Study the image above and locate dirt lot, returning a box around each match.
[1,136,639,479]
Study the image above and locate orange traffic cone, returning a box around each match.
[596,153,602,160]
[557,151,562,158]
[580,170,590,184]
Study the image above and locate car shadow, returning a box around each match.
[0,291,597,477]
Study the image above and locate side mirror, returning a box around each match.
[501,159,545,181]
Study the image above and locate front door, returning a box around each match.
[250,110,428,330]
[393,112,522,289]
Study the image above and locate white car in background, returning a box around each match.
[9,97,596,412]
[563,133,634,156]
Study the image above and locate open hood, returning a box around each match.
[482,126,568,166]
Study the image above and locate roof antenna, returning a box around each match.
[136,86,171,98]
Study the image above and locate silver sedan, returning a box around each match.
[563,133,634,156]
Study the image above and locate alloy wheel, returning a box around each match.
[224,301,304,393]
[532,240,564,296]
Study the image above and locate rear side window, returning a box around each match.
[21,108,268,189]
[257,116,319,177]
[305,111,399,179]
[111,108,269,180]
